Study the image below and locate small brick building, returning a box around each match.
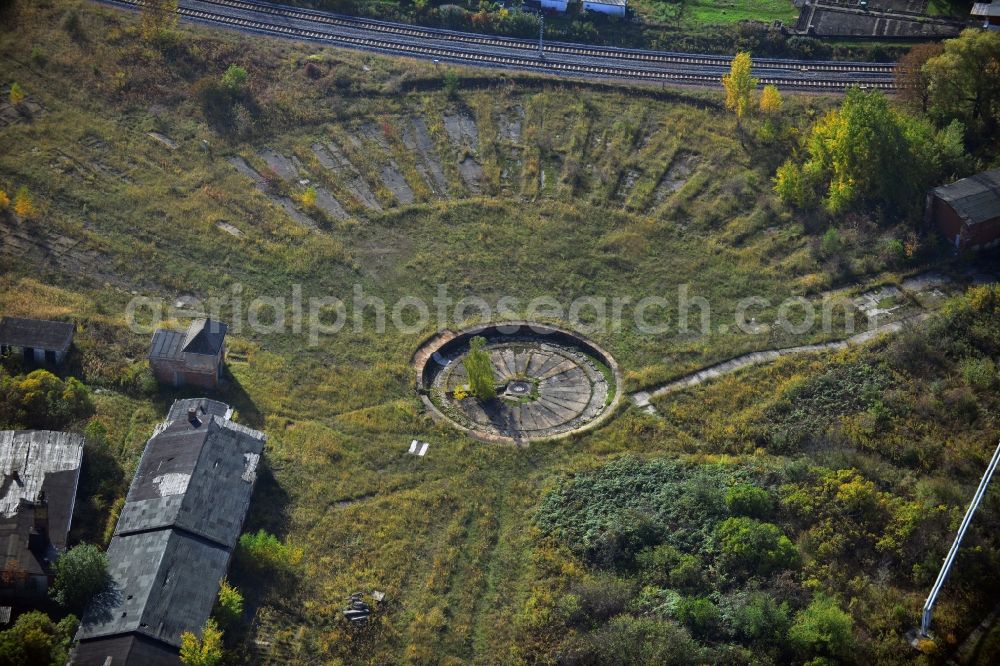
[927,168,1000,251]
[148,319,228,389]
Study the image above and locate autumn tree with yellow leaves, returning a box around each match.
[9,82,25,106]
[759,84,782,115]
[722,52,758,134]
[13,186,35,219]
[179,619,223,666]
[758,84,783,141]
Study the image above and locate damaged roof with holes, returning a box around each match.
[165,398,231,423]
[76,400,265,654]
[0,317,74,352]
[933,168,1000,226]
[0,430,83,550]
[115,401,264,550]
[75,529,231,647]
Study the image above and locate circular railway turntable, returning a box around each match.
[414,322,622,444]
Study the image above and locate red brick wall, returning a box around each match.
[150,359,220,389]
[932,196,1000,250]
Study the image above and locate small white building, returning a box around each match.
[583,0,627,16]
[540,0,569,11]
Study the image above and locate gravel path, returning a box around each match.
[630,272,981,414]
[631,313,928,414]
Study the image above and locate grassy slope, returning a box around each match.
[632,0,798,28]
[0,2,994,664]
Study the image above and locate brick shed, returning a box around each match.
[148,319,228,389]
[927,168,1000,251]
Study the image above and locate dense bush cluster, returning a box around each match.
[0,611,77,666]
[0,368,93,429]
[526,372,1000,666]
[777,30,999,229]
[50,544,110,614]
[636,286,1000,661]
[774,87,966,219]
[529,457,839,663]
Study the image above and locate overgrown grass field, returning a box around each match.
[1,1,998,664]
[632,0,798,28]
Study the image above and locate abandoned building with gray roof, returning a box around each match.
[73,399,265,666]
[927,167,1000,251]
[972,2,1000,29]
[149,319,229,389]
[0,430,84,601]
[0,316,75,366]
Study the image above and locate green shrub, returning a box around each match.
[237,529,303,573]
[670,554,706,592]
[536,457,736,569]
[563,615,703,666]
[716,517,798,578]
[637,543,679,587]
[212,579,243,630]
[0,611,77,666]
[959,357,996,390]
[880,238,906,265]
[725,484,774,519]
[50,543,110,613]
[221,64,248,92]
[675,596,720,639]
[192,68,257,139]
[819,228,842,257]
[723,590,791,643]
[788,594,854,660]
[442,70,460,99]
[117,362,157,396]
[564,575,632,628]
[8,82,25,106]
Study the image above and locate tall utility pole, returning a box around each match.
[920,440,1000,637]
[539,13,544,60]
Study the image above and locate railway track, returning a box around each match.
[99,0,897,90]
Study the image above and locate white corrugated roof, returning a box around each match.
[0,431,83,518]
[972,2,1000,16]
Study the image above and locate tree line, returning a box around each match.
[722,29,999,226]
